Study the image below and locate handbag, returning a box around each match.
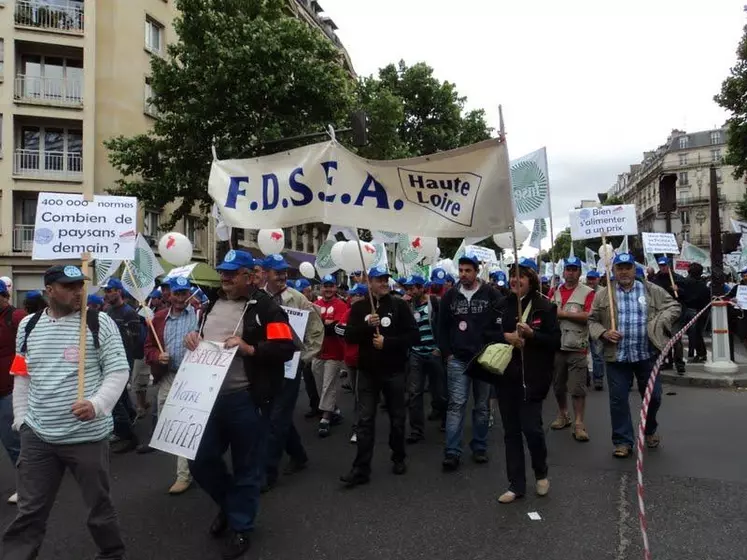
[476,302,532,376]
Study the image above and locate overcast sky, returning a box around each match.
[321,0,745,249]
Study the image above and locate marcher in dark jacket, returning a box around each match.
[492,259,560,504]
[341,266,419,487]
[680,262,710,362]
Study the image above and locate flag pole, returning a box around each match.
[543,147,557,290]
[499,105,522,320]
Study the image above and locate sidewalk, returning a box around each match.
[659,336,747,388]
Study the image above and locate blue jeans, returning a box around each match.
[112,391,136,441]
[606,357,662,448]
[444,357,490,458]
[407,352,445,437]
[189,390,269,533]
[263,368,307,485]
[590,338,605,382]
[0,394,20,465]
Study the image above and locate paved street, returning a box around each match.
[0,383,745,560]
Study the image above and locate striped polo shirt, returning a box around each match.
[412,300,436,355]
[16,309,129,444]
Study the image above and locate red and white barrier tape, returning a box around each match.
[635,299,717,560]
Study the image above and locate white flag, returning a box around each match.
[528,218,547,250]
[211,204,232,242]
[511,147,550,220]
[122,234,165,302]
[731,218,747,234]
[585,247,596,269]
[615,236,629,255]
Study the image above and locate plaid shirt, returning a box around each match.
[615,280,652,363]
[164,306,198,372]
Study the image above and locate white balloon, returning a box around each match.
[257,229,285,255]
[433,246,441,260]
[330,241,346,267]
[299,261,316,279]
[0,276,12,291]
[340,240,377,273]
[503,252,516,265]
[408,235,438,260]
[598,243,615,267]
[492,222,531,248]
[158,232,193,266]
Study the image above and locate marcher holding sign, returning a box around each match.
[650,257,687,374]
[180,250,296,560]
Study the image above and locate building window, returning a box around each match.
[16,126,82,174]
[680,210,690,226]
[185,216,199,249]
[143,210,160,238]
[711,149,722,162]
[679,136,689,149]
[144,78,158,117]
[145,17,164,55]
[678,171,689,186]
[18,54,83,104]
[678,153,688,166]
[710,131,722,145]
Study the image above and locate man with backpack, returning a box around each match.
[0,279,26,505]
[2,265,129,559]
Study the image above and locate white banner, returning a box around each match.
[150,341,238,460]
[569,205,638,241]
[511,147,550,220]
[731,218,747,234]
[32,193,138,260]
[209,139,514,238]
[121,234,165,303]
[281,306,310,379]
[642,232,679,255]
[681,241,711,267]
[528,218,547,250]
[165,263,198,280]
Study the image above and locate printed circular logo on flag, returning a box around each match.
[225,250,236,262]
[511,160,548,216]
[64,266,82,278]
[176,277,188,287]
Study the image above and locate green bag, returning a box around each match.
[476,303,532,376]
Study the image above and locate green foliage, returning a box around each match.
[715,23,747,181]
[736,190,747,221]
[105,0,356,228]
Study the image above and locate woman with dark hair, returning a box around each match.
[494,258,560,504]
[22,291,46,314]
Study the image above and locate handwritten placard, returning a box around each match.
[150,341,238,460]
[281,306,310,379]
[642,232,680,255]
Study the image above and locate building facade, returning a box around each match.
[606,127,744,249]
[0,0,353,303]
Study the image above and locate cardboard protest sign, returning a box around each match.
[32,193,138,260]
[150,341,238,460]
[642,232,679,255]
[281,306,310,379]
[569,205,638,241]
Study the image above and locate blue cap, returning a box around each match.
[369,266,391,279]
[351,270,363,276]
[445,274,455,283]
[350,283,369,296]
[458,253,480,268]
[87,294,104,306]
[613,253,635,266]
[396,277,407,285]
[586,270,600,279]
[321,274,336,285]
[103,278,123,290]
[26,290,43,300]
[262,254,289,271]
[516,257,539,272]
[430,268,447,285]
[656,257,670,266]
[148,288,162,299]
[167,276,192,292]
[295,278,311,291]
[0,280,7,296]
[635,265,645,279]
[541,275,549,283]
[740,267,747,275]
[216,250,254,271]
[403,275,427,287]
[564,256,582,268]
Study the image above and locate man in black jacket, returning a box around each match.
[438,253,504,471]
[341,266,419,487]
[652,257,686,373]
[680,262,710,362]
[184,250,296,559]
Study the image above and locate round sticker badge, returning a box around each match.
[638,295,646,306]
[63,345,80,363]
[381,317,392,327]
[458,321,468,332]
[413,312,421,321]
[64,266,81,278]
[326,307,335,316]
[225,250,236,262]
[437,271,445,279]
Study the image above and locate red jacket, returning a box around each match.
[0,306,27,396]
[340,308,359,367]
[314,296,348,361]
[144,308,169,383]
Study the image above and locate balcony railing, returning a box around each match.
[12,225,35,253]
[13,149,83,180]
[15,0,84,34]
[14,75,83,106]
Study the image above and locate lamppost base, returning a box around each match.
[704,360,739,375]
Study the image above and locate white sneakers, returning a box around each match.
[498,479,550,504]
[536,479,550,496]
[7,492,18,505]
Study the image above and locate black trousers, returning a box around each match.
[352,370,406,476]
[496,386,548,496]
[302,361,319,411]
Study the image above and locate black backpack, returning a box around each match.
[21,308,101,354]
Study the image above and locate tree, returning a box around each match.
[736,191,747,221]
[715,23,747,180]
[105,0,356,228]
[357,61,493,255]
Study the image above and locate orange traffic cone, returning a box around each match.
[10,355,28,377]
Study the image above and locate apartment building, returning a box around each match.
[0,0,354,303]
[606,127,743,249]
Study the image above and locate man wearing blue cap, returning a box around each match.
[294,279,313,301]
[585,270,605,390]
[651,257,686,374]
[144,276,198,494]
[589,253,679,458]
[438,253,504,471]
[490,270,509,297]
[403,275,445,443]
[547,256,595,441]
[184,249,296,558]
[341,266,419,487]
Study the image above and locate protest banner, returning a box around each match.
[569,205,638,241]
[738,285,747,309]
[150,341,238,460]
[642,232,680,255]
[209,138,514,238]
[165,263,198,280]
[32,193,138,260]
[455,244,498,264]
[511,147,550,221]
[281,306,310,379]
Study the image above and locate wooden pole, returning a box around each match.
[499,104,522,320]
[602,234,617,331]
[666,254,679,298]
[77,253,90,400]
[351,230,379,333]
[123,260,165,353]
